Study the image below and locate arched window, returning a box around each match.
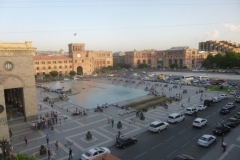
[148,59,151,64]
[36,67,39,70]
[137,60,141,64]
[48,66,51,69]
[174,59,178,64]
[143,60,146,64]
[59,66,62,69]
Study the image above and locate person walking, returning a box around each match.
[112,119,114,128]
[46,134,49,145]
[40,105,42,110]
[69,148,73,160]
[181,103,185,109]
[59,118,61,125]
[48,148,51,159]
[24,136,28,145]
[55,141,58,150]
[9,128,13,138]
[222,141,227,152]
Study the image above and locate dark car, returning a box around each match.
[220,107,230,115]
[173,154,194,160]
[204,99,214,107]
[225,117,240,128]
[235,98,240,103]
[213,125,231,135]
[115,137,137,149]
[234,112,240,120]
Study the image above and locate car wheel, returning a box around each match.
[158,129,161,133]
[134,140,137,144]
[123,145,126,149]
[166,126,169,130]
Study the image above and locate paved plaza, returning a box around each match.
[10,77,222,160]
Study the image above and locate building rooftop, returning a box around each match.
[168,46,189,50]
[33,56,72,60]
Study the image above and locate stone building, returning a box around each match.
[199,40,240,53]
[34,43,113,76]
[113,51,125,64]
[124,46,207,69]
[0,41,38,139]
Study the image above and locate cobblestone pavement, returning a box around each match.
[10,77,222,160]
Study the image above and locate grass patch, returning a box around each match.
[206,85,232,93]
[126,96,174,110]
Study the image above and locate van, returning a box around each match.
[204,99,214,107]
[167,113,185,123]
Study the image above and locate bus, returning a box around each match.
[196,76,209,81]
[181,75,195,81]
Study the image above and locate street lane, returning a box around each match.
[110,97,240,160]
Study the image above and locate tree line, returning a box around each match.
[202,51,240,69]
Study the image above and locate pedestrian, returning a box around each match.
[117,130,121,139]
[194,110,197,117]
[55,141,58,150]
[222,141,227,152]
[181,103,185,109]
[40,105,42,110]
[51,125,54,131]
[24,136,28,145]
[136,111,139,117]
[112,119,114,128]
[48,148,51,159]
[59,118,61,125]
[63,114,66,121]
[9,128,13,137]
[46,134,49,145]
[69,148,73,160]
[51,104,53,108]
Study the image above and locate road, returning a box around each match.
[110,97,240,160]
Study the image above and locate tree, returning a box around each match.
[45,74,50,78]
[138,63,148,69]
[50,70,58,77]
[69,70,76,76]
[170,63,178,68]
[101,67,109,73]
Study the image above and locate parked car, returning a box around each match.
[148,121,169,133]
[197,105,207,111]
[225,102,236,109]
[225,117,240,128]
[185,108,198,115]
[219,94,228,99]
[167,113,185,123]
[81,147,110,160]
[220,107,230,115]
[230,90,237,95]
[204,99,214,107]
[115,137,137,149]
[213,125,231,135]
[220,83,232,88]
[173,154,194,160]
[235,98,240,103]
[234,112,240,120]
[197,134,216,147]
[192,118,207,128]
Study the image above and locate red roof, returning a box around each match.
[33,56,72,60]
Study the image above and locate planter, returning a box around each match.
[39,145,46,156]
[117,121,122,129]
[86,131,92,140]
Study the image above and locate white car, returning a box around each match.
[197,105,207,111]
[193,118,207,128]
[219,94,228,99]
[212,96,221,103]
[225,102,236,109]
[142,71,146,74]
[167,113,185,123]
[197,134,216,147]
[185,108,198,115]
[230,90,237,95]
[81,147,110,160]
[148,121,169,133]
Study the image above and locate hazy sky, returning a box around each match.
[0,0,240,52]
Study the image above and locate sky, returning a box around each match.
[0,0,240,52]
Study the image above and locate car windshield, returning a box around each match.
[194,121,200,123]
[84,151,92,157]
[228,119,236,122]
[168,116,174,119]
[150,124,158,128]
[186,109,191,111]
[200,137,208,141]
